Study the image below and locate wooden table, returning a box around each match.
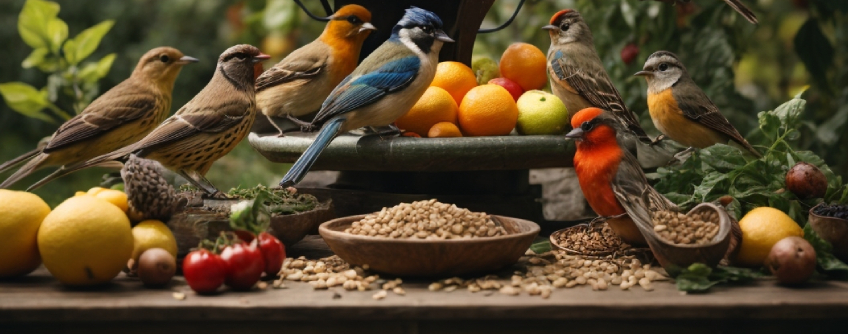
[3,236,848,334]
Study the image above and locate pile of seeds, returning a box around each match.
[813,203,848,220]
[551,222,631,255]
[428,250,666,298]
[651,209,720,245]
[344,199,508,239]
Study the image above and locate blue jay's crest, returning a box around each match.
[396,7,444,31]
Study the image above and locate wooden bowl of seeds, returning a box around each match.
[318,199,540,277]
[809,203,848,262]
[635,202,733,277]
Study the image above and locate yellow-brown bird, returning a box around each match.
[543,9,648,140]
[30,45,270,194]
[0,47,197,189]
[255,4,375,136]
[634,51,760,157]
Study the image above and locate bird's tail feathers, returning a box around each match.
[0,153,47,189]
[723,0,758,24]
[25,146,136,191]
[279,118,345,187]
[0,148,41,174]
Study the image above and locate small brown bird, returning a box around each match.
[255,4,375,136]
[635,51,760,156]
[0,47,197,189]
[31,45,270,194]
[646,0,757,24]
[543,10,648,139]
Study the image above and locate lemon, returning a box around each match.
[38,195,133,286]
[0,190,51,278]
[131,220,178,263]
[515,90,569,135]
[734,207,804,267]
[86,186,107,196]
[94,189,129,213]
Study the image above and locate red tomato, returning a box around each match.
[258,232,286,276]
[220,239,265,291]
[182,249,227,294]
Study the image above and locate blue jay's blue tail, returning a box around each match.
[279,118,345,187]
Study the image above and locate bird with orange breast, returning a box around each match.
[635,51,760,157]
[565,107,679,245]
[543,9,648,141]
[255,5,376,136]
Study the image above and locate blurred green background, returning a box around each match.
[1,0,846,206]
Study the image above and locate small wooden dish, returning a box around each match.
[634,202,733,277]
[809,203,848,262]
[319,215,540,277]
[167,198,333,259]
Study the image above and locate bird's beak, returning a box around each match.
[359,22,377,33]
[541,25,558,31]
[633,70,652,77]
[176,55,199,64]
[565,127,584,140]
[435,29,454,43]
[253,53,271,63]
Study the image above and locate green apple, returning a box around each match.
[471,57,500,85]
[515,90,569,135]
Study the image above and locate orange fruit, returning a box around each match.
[402,131,422,138]
[430,61,478,105]
[428,122,463,138]
[457,84,518,136]
[395,86,458,137]
[500,43,548,91]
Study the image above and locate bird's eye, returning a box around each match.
[580,121,593,132]
[421,25,433,34]
[159,55,170,63]
[234,53,246,60]
[347,16,362,24]
[658,63,669,71]
[561,23,570,31]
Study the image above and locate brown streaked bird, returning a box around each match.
[646,0,757,24]
[543,9,648,140]
[0,47,197,189]
[635,51,760,157]
[255,4,375,136]
[30,45,270,194]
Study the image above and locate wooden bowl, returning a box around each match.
[319,215,540,277]
[809,203,848,262]
[634,202,733,277]
[167,198,333,259]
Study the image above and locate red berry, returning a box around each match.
[487,77,524,101]
[620,43,639,65]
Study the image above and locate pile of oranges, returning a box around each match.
[396,43,552,138]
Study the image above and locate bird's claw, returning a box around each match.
[649,134,665,146]
[667,147,696,166]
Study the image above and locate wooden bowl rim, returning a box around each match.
[809,203,848,223]
[319,214,540,244]
[647,202,732,249]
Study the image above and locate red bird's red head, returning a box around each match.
[566,107,619,147]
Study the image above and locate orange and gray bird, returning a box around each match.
[646,0,757,24]
[0,47,197,189]
[255,4,376,136]
[634,51,760,157]
[32,45,271,194]
[543,9,648,140]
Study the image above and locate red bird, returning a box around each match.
[566,107,677,245]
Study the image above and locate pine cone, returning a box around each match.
[121,154,186,221]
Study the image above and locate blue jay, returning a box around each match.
[279,7,453,187]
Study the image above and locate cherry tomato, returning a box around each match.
[182,249,227,294]
[220,239,265,291]
[258,232,286,276]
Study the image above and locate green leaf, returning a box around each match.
[530,240,552,254]
[0,82,56,122]
[17,0,60,49]
[803,224,848,276]
[793,18,834,93]
[64,20,113,65]
[45,17,67,53]
[21,47,49,68]
[78,53,116,82]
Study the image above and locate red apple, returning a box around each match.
[488,77,524,101]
